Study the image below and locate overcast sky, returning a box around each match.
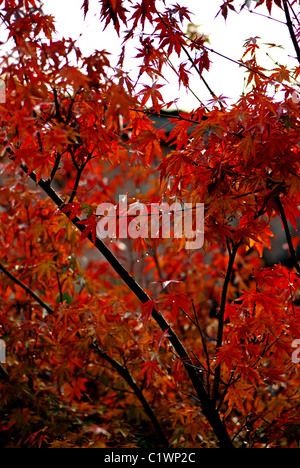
[41,0,296,110]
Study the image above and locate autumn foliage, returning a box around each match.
[0,0,300,448]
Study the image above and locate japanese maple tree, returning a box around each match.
[0,0,300,448]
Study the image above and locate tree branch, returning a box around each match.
[50,152,62,181]
[19,165,234,448]
[0,261,54,381]
[68,150,95,204]
[180,43,223,107]
[212,239,240,404]
[0,262,54,315]
[0,363,8,381]
[275,196,300,275]
[283,0,300,64]
[155,11,221,106]
[0,250,167,445]
[92,341,169,447]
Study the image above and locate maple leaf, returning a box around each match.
[178,62,191,87]
[2,0,300,450]
[32,259,57,281]
[223,383,253,417]
[129,128,162,165]
[100,0,128,36]
[197,50,210,75]
[132,237,149,261]
[265,0,282,14]
[130,0,156,29]
[78,216,98,244]
[162,293,190,320]
[140,358,163,387]
[139,82,165,109]
[151,330,171,350]
[216,0,236,20]
[61,202,82,220]
[167,112,195,149]
[140,299,155,326]
[64,377,88,400]
[236,133,256,161]
[154,15,186,57]
[81,0,89,18]
[25,427,50,448]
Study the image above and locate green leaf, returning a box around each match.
[56,293,73,304]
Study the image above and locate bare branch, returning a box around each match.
[92,341,169,447]
[276,196,300,275]
[0,262,54,315]
[17,164,234,448]
[283,0,300,64]
[212,239,240,404]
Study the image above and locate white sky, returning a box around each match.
[40,1,298,109]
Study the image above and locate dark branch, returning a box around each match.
[276,196,300,275]
[50,152,62,181]
[92,341,169,447]
[18,165,234,448]
[0,261,54,315]
[212,239,240,404]
[283,0,300,64]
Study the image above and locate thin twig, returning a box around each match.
[191,300,211,396]
[180,44,222,106]
[287,0,300,27]
[53,88,63,123]
[92,341,169,447]
[56,272,63,303]
[0,262,54,315]
[276,196,300,274]
[165,56,208,109]
[156,11,221,105]
[51,152,62,181]
[283,0,300,64]
[248,9,286,25]
[68,149,95,203]
[288,271,296,317]
[212,239,240,404]
[217,368,237,412]
[16,164,234,448]
[68,164,83,204]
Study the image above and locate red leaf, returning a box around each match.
[81,0,89,18]
[100,0,128,36]
[162,293,190,320]
[140,359,162,386]
[151,330,171,350]
[266,0,272,14]
[140,299,155,325]
[78,217,97,244]
[61,202,82,220]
